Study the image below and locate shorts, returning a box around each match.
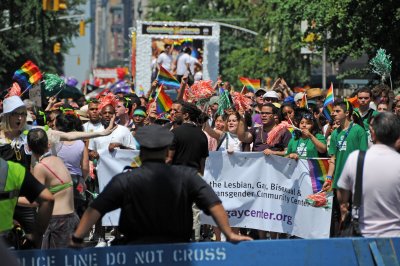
[41,212,80,249]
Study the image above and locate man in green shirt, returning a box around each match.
[356,87,379,146]
[323,99,368,236]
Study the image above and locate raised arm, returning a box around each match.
[237,118,253,143]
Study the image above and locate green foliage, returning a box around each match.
[147,0,400,88]
[0,0,86,88]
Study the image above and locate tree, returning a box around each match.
[147,0,400,88]
[0,0,86,88]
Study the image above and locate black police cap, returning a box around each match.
[135,125,174,150]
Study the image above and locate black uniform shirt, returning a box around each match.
[90,160,220,243]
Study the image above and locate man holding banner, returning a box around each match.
[70,125,251,246]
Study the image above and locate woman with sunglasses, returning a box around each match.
[286,111,327,160]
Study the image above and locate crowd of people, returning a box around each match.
[0,72,400,251]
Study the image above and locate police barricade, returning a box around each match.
[97,150,332,238]
[14,237,400,266]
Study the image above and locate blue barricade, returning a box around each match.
[14,237,400,266]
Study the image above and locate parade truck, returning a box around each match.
[130,21,220,96]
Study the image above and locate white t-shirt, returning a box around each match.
[189,56,199,75]
[157,52,173,71]
[88,124,138,153]
[338,144,400,237]
[218,133,242,152]
[83,121,104,148]
[176,53,191,76]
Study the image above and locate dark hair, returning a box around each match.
[55,113,83,132]
[333,99,364,129]
[211,113,225,128]
[27,128,48,155]
[35,109,50,126]
[278,102,295,122]
[371,112,400,146]
[262,103,278,114]
[183,47,192,54]
[372,84,390,100]
[181,102,202,123]
[357,87,372,97]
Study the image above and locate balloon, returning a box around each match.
[66,77,79,87]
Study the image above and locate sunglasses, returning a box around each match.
[11,111,27,117]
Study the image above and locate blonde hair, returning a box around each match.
[0,106,27,133]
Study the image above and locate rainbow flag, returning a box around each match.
[299,92,308,108]
[157,65,180,89]
[239,77,260,93]
[307,159,330,193]
[13,60,42,89]
[347,95,360,108]
[322,83,334,122]
[155,85,173,113]
[138,85,145,96]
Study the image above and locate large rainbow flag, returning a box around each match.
[155,85,173,113]
[239,77,260,93]
[13,60,42,89]
[307,159,330,193]
[157,65,180,89]
[322,83,334,122]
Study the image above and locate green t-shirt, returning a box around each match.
[328,123,368,188]
[286,133,326,158]
[360,109,379,144]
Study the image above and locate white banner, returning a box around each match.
[97,149,140,226]
[201,152,332,239]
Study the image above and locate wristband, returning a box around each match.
[326,175,332,180]
[71,234,84,244]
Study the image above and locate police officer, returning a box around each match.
[0,158,54,248]
[71,125,251,246]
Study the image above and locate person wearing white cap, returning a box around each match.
[263,90,279,104]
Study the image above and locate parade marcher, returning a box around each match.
[156,43,173,72]
[53,113,88,218]
[115,97,134,129]
[356,87,378,146]
[0,158,54,249]
[204,111,248,153]
[26,128,79,249]
[238,103,291,156]
[322,99,368,236]
[286,111,327,160]
[70,125,252,246]
[176,47,191,83]
[377,102,388,112]
[237,103,291,239]
[338,112,400,237]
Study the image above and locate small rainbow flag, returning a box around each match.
[307,159,330,193]
[157,65,180,89]
[13,60,42,90]
[347,95,360,108]
[239,77,260,93]
[299,92,308,108]
[322,83,334,122]
[155,85,173,113]
[138,85,145,96]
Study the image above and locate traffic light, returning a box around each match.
[79,20,85,36]
[53,0,67,11]
[77,56,80,65]
[53,42,61,54]
[43,0,67,11]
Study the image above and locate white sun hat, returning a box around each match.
[2,96,26,115]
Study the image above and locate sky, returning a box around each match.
[64,2,91,85]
